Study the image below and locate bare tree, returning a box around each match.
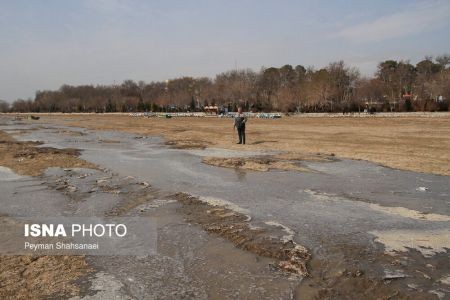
[0,100,10,112]
[8,55,449,113]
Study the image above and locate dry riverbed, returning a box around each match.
[0,115,448,299]
[0,127,311,298]
[25,113,450,176]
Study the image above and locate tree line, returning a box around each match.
[1,54,449,114]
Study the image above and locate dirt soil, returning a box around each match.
[0,130,97,176]
[105,186,157,217]
[27,113,450,175]
[202,153,334,172]
[0,255,92,299]
[170,192,310,276]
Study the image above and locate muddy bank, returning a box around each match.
[202,156,309,172]
[0,130,96,176]
[170,192,310,276]
[53,129,86,137]
[296,243,444,300]
[172,192,427,299]
[202,152,334,172]
[165,139,210,149]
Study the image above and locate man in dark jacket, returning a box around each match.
[234,107,247,144]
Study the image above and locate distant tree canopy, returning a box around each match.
[8,55,450,113]
[0,100,10,113]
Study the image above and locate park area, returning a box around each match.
[0,113,449,299]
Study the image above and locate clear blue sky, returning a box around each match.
[1,0,449,102]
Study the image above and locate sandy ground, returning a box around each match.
[21,113,450,176]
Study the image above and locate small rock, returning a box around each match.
[67,186,77,193]
[438,275,450,285]
[383,270,407,280]
[429,290,445,300]
[416,186,429,192]
[139,181,150,188]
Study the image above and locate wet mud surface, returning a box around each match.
[171,192,310,276]
[165,139,211,149]
[0,130,96,176]
[202,156,314,172]
[0,115,449,299]
[0,164,304,299]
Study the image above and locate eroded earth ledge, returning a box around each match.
[170,192,311,276]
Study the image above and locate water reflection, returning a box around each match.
[234,168,247,182]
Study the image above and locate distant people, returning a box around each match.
[234,107,247,144]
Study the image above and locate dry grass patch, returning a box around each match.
[0,255,92,299]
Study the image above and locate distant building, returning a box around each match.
[204,105,219,115]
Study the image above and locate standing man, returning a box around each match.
[234,107,247,144]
